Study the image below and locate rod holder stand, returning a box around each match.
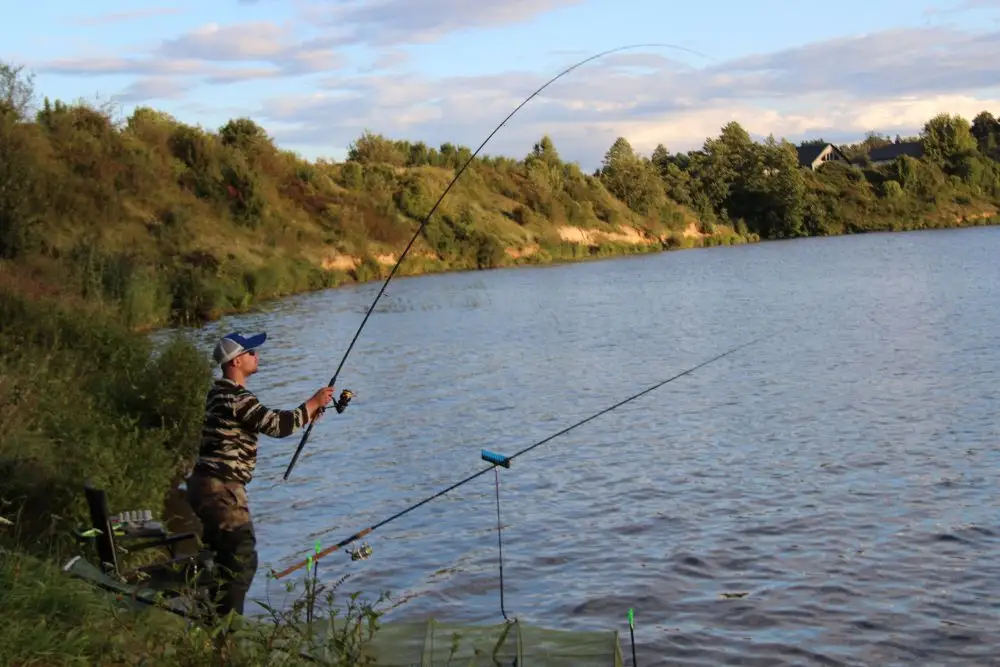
[481,449,511,468]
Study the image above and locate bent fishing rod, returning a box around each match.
[281,41,716,482]
[271,336,758,579]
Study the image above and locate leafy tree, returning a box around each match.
[0,63,44,257]
[754,136,806,238]
[527,135,560,166]
[921,113,978,174]
[650,143,692,206]
[0,60,35,120]
[525,135,564,192]
[971,111,1000,158]
[347,130,408,166]
[219,117,273,153]
[597,137,663,215]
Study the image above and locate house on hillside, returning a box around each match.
[796,142,852,170]
[866,140,924,166]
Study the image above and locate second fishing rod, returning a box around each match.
[269,336,760,580]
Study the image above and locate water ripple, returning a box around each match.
[159,227,1000,665]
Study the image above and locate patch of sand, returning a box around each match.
[556,225,652,245]
[505,244,539,259]
[682,222,705,239]
[956,210,996,223]
[322,254,358,272]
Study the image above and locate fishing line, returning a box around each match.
[493,464,509,621]
[269,335,758,579]
[280,41,717,482]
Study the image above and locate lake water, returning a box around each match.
[166,227,1000,666]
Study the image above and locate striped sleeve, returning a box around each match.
[232,389,308,438]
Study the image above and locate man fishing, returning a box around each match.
[187,331,336,621]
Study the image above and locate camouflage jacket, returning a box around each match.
[193,378,308,484]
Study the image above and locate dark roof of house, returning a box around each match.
[795,142,851,167]
[796,144,827,166]
[868,140,924,161]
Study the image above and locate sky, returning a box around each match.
[5,0,1000,170]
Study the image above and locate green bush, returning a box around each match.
[0,289,211,551]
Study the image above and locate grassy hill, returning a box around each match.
[4,61,1000,331]
[1,66,740,331]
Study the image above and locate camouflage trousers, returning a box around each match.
[186,471,258,619]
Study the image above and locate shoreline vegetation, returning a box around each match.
[3,61,1000,332]
[3,58,1000,664]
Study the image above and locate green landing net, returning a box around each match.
[62,554,624,666]
[333,617,625,667]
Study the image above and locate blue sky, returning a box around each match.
[5,0,1000,169]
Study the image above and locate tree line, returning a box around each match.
[340,105,1000,243]
[1,59,998,328]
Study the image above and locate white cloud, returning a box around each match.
[363,50,410,72]
[27,11,1000,169]
[302,0,585,45]
[41,57,208,77]
[38,20,346,82]
[249,25,1000,167]
[111,76,194,104]
[595,94,1000,153]
[259,88,1000,169]
[958,0,1000,9]
[159,22,292,61]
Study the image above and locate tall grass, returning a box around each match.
[0,546,389,666]
[0,288,208,552]
[0,283,389,665]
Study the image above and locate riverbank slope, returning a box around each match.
[4,63,999,332]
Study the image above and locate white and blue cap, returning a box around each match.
[213,331,267,366]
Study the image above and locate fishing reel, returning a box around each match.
[348,542,373,561]
[334,389,354,414]
[316,389,354,420]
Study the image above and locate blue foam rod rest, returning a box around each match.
[481,449,511,468]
